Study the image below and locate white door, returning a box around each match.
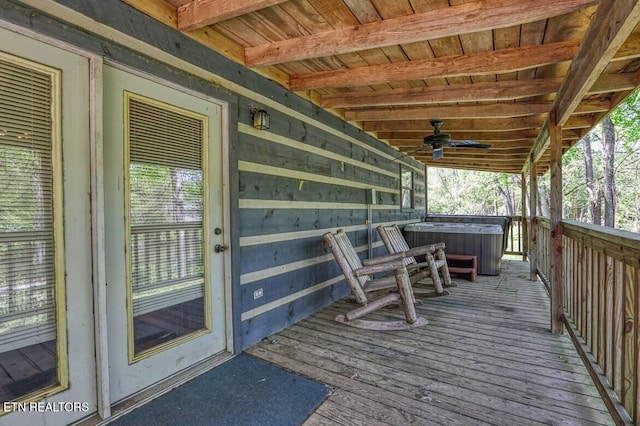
[103,65,227,403]
[0,28,96,425]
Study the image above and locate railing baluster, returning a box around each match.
[606,256,615,385]
[585,245,592,350]
[613,259,624,398]
[622,264,636,418]
[598,251,606,369]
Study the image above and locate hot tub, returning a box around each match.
[404,222,504,275]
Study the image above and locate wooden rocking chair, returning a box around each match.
[376,224,456,297]
[323,229,429,330]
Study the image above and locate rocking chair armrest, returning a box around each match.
[402,242,445,258]
[362,252,406,266]
[354,259,407,276]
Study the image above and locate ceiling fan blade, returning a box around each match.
[446,140,492,148]
[392,145,428,161]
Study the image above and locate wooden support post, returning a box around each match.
[529,158,538,281]
[424,164,428,219]
[550,111,564,334]
[521,171,528,261]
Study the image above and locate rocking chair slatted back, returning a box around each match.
[323,230,369,304]
[378,224,416,266]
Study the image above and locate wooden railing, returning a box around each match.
[533,218,640,424]
[533,217,551,292]
[505,215,527,258]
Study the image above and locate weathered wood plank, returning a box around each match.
[622,264,636,418]
[246,1,593,66]
[290,41,580,90]
[247,260,613,425]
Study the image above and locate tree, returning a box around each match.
[602,116,616,228]
[581,134,601,225]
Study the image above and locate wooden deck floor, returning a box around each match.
[247,260,614,426]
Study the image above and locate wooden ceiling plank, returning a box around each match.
[553,1,640,125]
[177,0,288,31]
[244,0,596,65]
[321,78,563,108]
[363,116,546,132]
[290,40,580,90]
[345,101,553,121]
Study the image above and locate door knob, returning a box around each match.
[214,244,227,253]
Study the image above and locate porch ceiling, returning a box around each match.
[124,0,640,175]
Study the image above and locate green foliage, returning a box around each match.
[427,168,522,216]
[427,92,640,232]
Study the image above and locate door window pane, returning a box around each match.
[0,53,62,402]
[126,94,208,358]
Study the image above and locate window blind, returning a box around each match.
[0,56,57,353]
[127,95,206,319]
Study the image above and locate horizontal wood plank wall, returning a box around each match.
[2,0,428,351]
[236,96,425,348]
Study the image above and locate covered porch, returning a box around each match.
[249,259,614,425]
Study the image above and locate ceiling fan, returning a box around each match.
[395,119,492,160]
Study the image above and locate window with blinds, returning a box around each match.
[125,93,208,358]
[0,53,62,402]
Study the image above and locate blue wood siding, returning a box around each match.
[0,0,426,352]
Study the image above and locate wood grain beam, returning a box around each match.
[400,147,534,156]
[378,130,540,141]
[416,155,529,164]
[613,31,640,61]
[553,1,640,125]
[564,115,594,129]
[588,72,639,95]
[389,140,535,149]
[321,78,564,108]
[549,111,564,333]
[345,102,553,121]
[245,0,595,66]
[414,158,525,173]
[291,40,579,90]
[177,0,288,31]
[414,162,524,173]
[364,116,546,132]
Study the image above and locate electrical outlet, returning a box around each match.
[253,288,263,299]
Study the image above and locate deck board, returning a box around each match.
[247,260,614,426]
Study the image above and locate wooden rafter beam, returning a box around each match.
[322,72,638,108]
[417,156,530,164]
[363,116,546,132]
[378,130,540,141]
[177,0,288,31]
[525,2,640,173]
[613,31,640,61]
[587,72,639,95]
[290,40,579,90]
[414,158,525,172]
[564,115,594,129]
[244,0,596,66]
[390,140,535,149]
[553,1,640,125]
[320,78,563,108]
[345,102,553,121]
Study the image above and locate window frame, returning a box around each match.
[123,91,211,363]
[400,166,414,210]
